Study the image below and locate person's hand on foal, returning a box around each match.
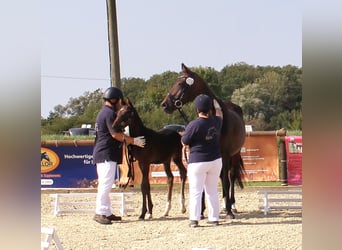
[133,136,146,148]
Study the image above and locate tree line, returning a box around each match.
[41,62,302,135]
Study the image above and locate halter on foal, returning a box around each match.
[112,98,187,220]
[161,63,246,219]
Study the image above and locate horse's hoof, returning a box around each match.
[232,208,238,214]
[226,213,235,219]
[138,216,145,220]
[181,208,186,214]
[163,208,170,216]
[146,213,152,219]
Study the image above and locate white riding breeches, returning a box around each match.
[187,158,222,221]
[95,160,117,216]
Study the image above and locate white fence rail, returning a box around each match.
[50,192,135,216]
[41,227,63,250]
[257,189,302,215]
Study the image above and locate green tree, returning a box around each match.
[254,71,286,123]
[218,62,261,100]
[121,77,146,102]
[41,63,302,134]
[42,89,103,134]
[231,67,302,130]
[269,109,302,130]
[231,83,270,121]
[191,66,220,96]
[49,89,103,118]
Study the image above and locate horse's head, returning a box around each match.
[112,98,135,132]
[161,63,206,114]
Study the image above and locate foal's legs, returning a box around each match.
[139,164,153,220]
[173,156,187,214]
[162,161,173,216]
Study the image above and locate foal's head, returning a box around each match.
[112,98,135,132]
[161,63,207,114]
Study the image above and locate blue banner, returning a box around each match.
[41,145,97,188]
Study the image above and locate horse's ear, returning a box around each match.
[181,63,191,74]
[126,97,131,105]
[127,97,135,109]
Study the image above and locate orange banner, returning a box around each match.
[120,134,281,185]
[240,136,279,181]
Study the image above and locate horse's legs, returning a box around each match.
[229,170,237,213]
[139,180,147,220]
[225,178,235,219]
[146,182,153,219]
[201,191,206,218]
[220,176,227,213]
[229,153,245,214]
[221,162,235,219]
[173,157,187,214]
[139,165,153,220]
[162,162,173,216]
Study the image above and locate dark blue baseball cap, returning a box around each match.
[194,94,212,113]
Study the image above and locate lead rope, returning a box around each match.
[177,107,190,124]
[121,142,135,190]
[176,107,189,163]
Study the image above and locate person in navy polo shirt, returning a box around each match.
[93,87,146,225]
[181,94,223,228]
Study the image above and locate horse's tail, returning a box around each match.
[232,154,246,189]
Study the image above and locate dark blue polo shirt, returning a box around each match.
[93,105,123,164]
[181,116,222,163]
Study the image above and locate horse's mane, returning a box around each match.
[182,63,223,105]
[128,100,144,127]
[126,98,159,137]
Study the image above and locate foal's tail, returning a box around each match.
[231,154,246,189]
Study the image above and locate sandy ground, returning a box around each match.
[41,185,302,250]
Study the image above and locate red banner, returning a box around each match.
[285,136,302,185]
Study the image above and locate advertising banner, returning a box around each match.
[120,134,280,184]
[41,131,287,188]
[240,135,279,181]
[41,146,98,188]
[285,136,302,185]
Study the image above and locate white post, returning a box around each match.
[263,192,269,215]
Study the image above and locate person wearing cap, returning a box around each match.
[93,87,146,225]
[181,94,223,228]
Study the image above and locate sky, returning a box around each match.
[41,0,302,118]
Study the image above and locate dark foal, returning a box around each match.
[112,98,187,220]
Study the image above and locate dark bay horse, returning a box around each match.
[161,63,246,219]
[112,98,187,220]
